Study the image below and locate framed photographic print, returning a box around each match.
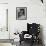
[16,7,27,20]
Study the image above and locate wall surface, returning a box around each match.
[0,0,8,3]
[9,0,46,45]
[0,4,9,39]
[0,0,46,46]
[0,0,11,46]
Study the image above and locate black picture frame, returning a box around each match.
[16,7,27,20]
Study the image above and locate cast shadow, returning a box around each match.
[39,25,45,46]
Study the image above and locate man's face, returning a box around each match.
[19,10,24,16]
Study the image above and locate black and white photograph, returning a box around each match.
[16,7,27,20]
[0,0,46,46]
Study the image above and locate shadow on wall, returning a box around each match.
[40,25,45,46]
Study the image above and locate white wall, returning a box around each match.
[0,4,9,39]
[8,0,46,46]
[0,0,8,3]
[0,0,46,46]
[0,0,13,46]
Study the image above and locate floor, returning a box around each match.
[0,43,13,46]
[0,41,43,46]
[19,41,43,46]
